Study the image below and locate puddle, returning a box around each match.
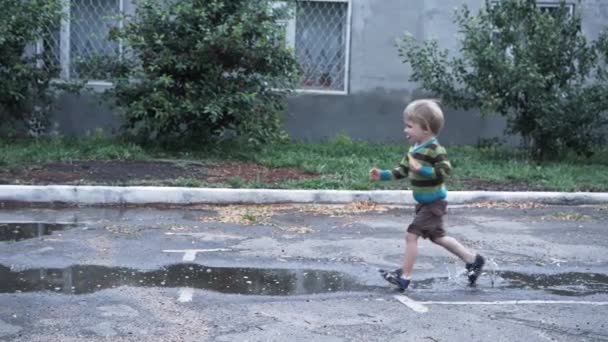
[0,223,79,242]
[0,264,374,296]
[414,271,608,296]
[2,261,604,297]
[498,271,608,296]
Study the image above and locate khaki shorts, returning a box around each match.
[407,200,447,240]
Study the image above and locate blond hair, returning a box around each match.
[403,99,444,135]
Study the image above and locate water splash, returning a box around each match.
[487,258,500,287]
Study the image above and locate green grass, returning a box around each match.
[0,135,149,168]
[241,141,608,192]
[2,136,607,192]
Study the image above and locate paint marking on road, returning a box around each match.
[395,295,608,313]
[28,246,54,254]
[419,300,608,306]
[394,295,429,313]
[163,249,232,262]
[178,288,194,303]
[164,232,244,241]
[165,232,206,236]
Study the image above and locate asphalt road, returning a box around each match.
[0,202,607,341]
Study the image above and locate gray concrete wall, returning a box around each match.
[286,0,490,144]
[49,0,608,145]
[284,91,509,145]
[52,88,120,136]
[285,0,608,144]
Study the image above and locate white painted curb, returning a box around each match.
[1,185,607,205]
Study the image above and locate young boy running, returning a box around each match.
[370,99,485,290]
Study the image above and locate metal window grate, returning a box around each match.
[537,2,574,16]
[39,0,351,90]
[293,0,350,93]
[295,1,349,90]
[42,0,121,80]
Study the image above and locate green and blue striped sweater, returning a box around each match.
[379,138,452,203]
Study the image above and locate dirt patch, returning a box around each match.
[197,202,389,225]
[0,160,318,186]
[465,201,547,209]
[0,160,555,191]
[196,202,389,233]
[205,161,315,183]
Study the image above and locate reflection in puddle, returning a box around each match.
[414,271,608,297]
[0,223,78,242]
[2,261,605,297]
[0,264,373,296]
[498,271,608,296]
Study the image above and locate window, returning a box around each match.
[537,2,574,16]
[280,0,352,94]
[490,1,575,58]
[491,1,575,16]
[42,0,123,81]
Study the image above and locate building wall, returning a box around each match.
[52,89,120,136]
[286,0,490,143]
[51,0,608,144]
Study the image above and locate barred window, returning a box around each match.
[43,0,352,89]
[489,1,575,59]
[491,1,575,16]
[42,0,122,81]
[280,0,352,94]
[537,2,574,16]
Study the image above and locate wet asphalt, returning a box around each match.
[0,203,607,341]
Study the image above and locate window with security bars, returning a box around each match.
[490,1,574,17]
[41,0,122,81]
[281,0,351,94]
[489,1,575,59]
[538,2,574,16]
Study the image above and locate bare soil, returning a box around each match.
[0,160,548,191]
[0,160,318,186]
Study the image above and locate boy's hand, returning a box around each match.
[369,168,381,181]
[408,153,422,172]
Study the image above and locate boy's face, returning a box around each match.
[404,119,432,144]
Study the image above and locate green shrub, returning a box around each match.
[0,0,62,138]
[398,0,608,159]
[107,0,299,147]
[330,132,354,146]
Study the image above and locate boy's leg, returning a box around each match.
[431,236,475,264]
[465,254,486,285]
[379,233,418,290]
[432,236,485,285]
[379,204,424,290]
[402,232,420,278]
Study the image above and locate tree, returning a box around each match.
[107,0,299,146]
[398,0,608,159]
[0,0,62,138]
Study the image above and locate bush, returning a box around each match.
[398,0,608,159]
[0,0,62,138]
[107,0,299,147]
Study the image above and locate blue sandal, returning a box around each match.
[379,268,410,290]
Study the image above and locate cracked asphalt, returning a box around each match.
[0,202,607,341]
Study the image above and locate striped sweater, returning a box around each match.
[379,138,452,203]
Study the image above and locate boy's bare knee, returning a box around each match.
[431,236,452,247]
[405,233,419,243]
[431,236,444,244]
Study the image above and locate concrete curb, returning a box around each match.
[1,185,607,206]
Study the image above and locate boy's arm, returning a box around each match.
[414,149,452,181]
[390,158,409,180]
[371,156,409,181]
